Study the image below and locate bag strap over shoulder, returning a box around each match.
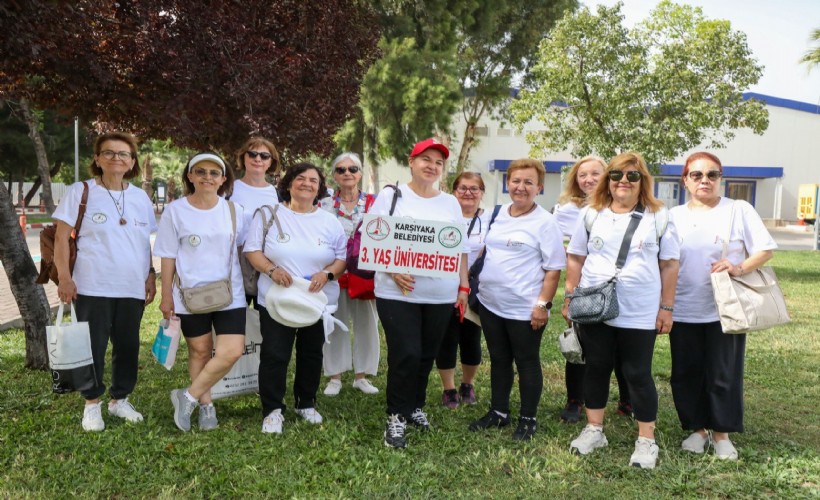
[175,200,238,289]
[364,193,376,213]
[466,208,480,237]
[721,200,738,260]
[615,205,645,271]
[74,181,90,239]
[387,184,401,216]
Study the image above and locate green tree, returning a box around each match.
[801,28,820,70]
[453,0,576,172]
[511,1,769,169]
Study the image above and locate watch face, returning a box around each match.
[326,272,334,281]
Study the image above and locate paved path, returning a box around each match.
[1,226,816,331]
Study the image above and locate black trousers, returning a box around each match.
[75,295,145,401]
[565,327,631,403]
[435,308,482,370]
[257,306,325,416]
[582,322,658,422]
[377,298,452,417]
[479,307,544,419]
[670,321,746,433]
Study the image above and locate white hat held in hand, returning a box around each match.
[264,276,347,341]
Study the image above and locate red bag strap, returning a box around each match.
[363,193,375,213]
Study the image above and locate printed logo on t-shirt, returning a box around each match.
[317,237,332,247]
[91,213,107,224]
[438,226,463,249]
[506,239,524,248]
[590,236,604,250]
[188,235,202,247]
[134,219,149,227]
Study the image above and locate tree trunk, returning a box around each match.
[142,154,154,200]
[0,182,50,369]
[19,98,56,215]
[456,121,478,175]
[23,161,62,207]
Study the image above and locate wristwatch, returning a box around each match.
[535,300,552,311]
[324,270,335,281]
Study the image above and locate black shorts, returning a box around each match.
[179,307,246,338]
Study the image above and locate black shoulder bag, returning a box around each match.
[467,204,502,309]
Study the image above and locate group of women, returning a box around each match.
[53,132,776,469]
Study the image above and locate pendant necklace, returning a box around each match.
[101,177,127,225]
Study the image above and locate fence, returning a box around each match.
[8,182,69,208]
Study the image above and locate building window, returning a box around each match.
[497,128,511,137]
[725,181,756,205]
[475,126,489,137]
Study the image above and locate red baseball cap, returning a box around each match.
[410,138,449,160]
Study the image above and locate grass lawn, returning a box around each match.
[1,251,818,497]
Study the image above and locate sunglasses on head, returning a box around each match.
[688,170,722,182]
[246,150,272,160]
[334,166,360,174]
[609,170,642,182]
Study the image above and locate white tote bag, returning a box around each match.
[47,302,93,370]
[210,307,262,400]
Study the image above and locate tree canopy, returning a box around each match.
[511,1,769,168]
[0,0,380,158]
[801,28,820,71]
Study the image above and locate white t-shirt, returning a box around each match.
[670,198,777,323]
[567,206,680,330]
[463,209,491,267]
[553,202,582,239]
[478,204,567,320]
[229,179,279,243]
[369,184,466,304]
[244,205,347,306]
[52,180,157,300]
[153,197,246,314]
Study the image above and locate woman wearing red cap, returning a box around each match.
[370,138,470,449]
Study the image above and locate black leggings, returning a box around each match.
[435,308,482,370]
[670,321,745,433]
[377,298,452,417]
[582,322,657,422]
[479,306,544,418]
[565,326,631,403]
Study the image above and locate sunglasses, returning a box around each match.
[609,170,642,182]
[246,150,272,160]
[688,170,722,182]
[334,166,360,174]
[192,167,223,178]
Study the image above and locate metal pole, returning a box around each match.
[74,116,79,182]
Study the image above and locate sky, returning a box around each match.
[585,0,820,105]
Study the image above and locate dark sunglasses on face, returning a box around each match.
[609,170,642,182]
[334,166,360,174]
[688,170,722,182]
[246,150,272,160]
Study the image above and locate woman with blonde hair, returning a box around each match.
[554,156,633,423]
[563,152,680,469]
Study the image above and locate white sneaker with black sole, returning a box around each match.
[630,437,659,469]
[384,414,407,449]
[570,424,608,455]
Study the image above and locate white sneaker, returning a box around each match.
[82,402,105,432]
[681,431,709,453]
[108,398,144,423]
[570,424,608,455]
[262,409,284,434]
[352,378,379,394]
[714,438,738,460]
[296,407,323,424]
[324,379,342,396]
[630,437,659,469]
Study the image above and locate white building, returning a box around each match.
[368,93,820,224]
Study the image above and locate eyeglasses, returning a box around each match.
[688,170,722,182]
[99,150,133,161]
[455,186,482,194]
[334,166,360,174]
[192,167,223,178]
[609,170,642,182]
[246,151,272,160]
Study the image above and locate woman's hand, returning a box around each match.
[270,267,293,288]
[144,273,157,305]
[656,309,673,335]
[561,298,572,327]
[308,271,330,293]
[57,276,78,303]
[391,273,415,295]
[159,293,175,320]
[531,305,549,331]
[710,258,740,276]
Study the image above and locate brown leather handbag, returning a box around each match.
[37,181,89,286]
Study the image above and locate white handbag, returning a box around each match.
[47,302,93,371]
[710,201,790,334]
[558,323,584,364]
[210,307,262,400]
